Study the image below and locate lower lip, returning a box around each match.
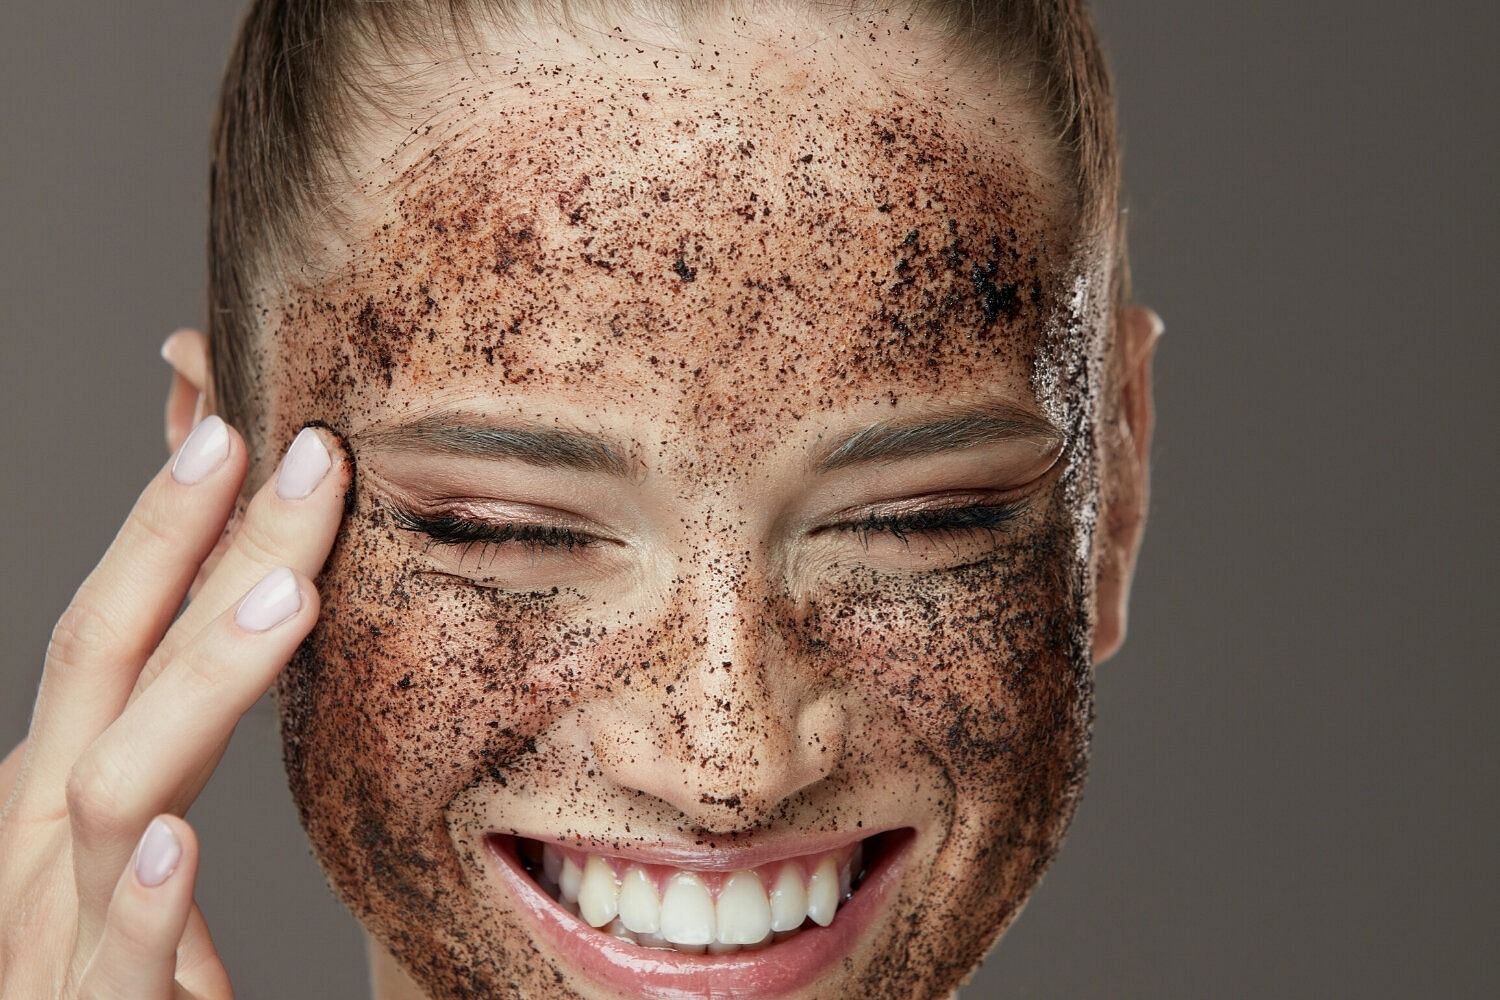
[483,830,913,1000]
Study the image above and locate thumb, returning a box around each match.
[174,902,234,998]
[77,815,230,999]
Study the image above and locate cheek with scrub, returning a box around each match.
[275,488,617,989]
[796,471,1093,933]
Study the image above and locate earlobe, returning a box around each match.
[161,328,213,454]
[1091,304,1163,665]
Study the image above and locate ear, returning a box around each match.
[161,328,241,597]
[161,328,212,454]
[1091,304,1163,665]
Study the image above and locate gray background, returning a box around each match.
[2,2,1495,997]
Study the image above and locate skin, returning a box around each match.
[0,391,352,996]
[0,4,1152,999]
[229,7,1157,999]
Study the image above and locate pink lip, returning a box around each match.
[483,829,914,1000]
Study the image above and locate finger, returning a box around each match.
[0,737,27,814]
[21,417,247,810]
[70,567,318,923]
[78,814,200,999]
[175,903,234,999]
[134,423,348,693]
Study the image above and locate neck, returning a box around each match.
[366,932,429,1000]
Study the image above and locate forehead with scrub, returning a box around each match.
[261,6,1111,999]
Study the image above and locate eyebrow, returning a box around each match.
[356,401,1063,476]
[357,416,636,476]
[813,402,1064,472]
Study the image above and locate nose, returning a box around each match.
[583,560,846,832]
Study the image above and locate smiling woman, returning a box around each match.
[0,1,1161,998]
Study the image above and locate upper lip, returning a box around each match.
[495,827,891,871]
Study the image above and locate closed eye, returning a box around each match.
[392,508,603,557]
[394,500,1031,558]
[829,500,1031,549]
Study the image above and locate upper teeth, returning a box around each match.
[537,841,864,954]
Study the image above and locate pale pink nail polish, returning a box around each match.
[134,818,181,888]
[235,566,302,632]
[276,427,331,500]
[170,415,229,485]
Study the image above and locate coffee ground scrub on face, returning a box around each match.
[210,4,1130,998]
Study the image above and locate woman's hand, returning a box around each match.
[0,415,349,998]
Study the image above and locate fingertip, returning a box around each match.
[274,424,338,502]
[234,566,309,634]
[315,423,357,504]
[212,418,250,481]
[88,816,200,996]
[298,570,324,618]
[133,814,196,890]
[295,421,353,480]
[221,417,248,457]
[166,413,249,490]
[232,565,324,641]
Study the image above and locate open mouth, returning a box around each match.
[484,828,913,996]
[504,831,888,953]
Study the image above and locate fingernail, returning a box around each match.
[276,427,331,500]
[171,415,229,485]
[134,818,181,888]
[235,566,301,632]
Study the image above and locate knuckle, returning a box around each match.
[77,956,139,1000]
[228,511,287,571]
[124,492,185,554]
[64,752,133,841]
[101,900,159,958]
[175,644,228,691]
[47,600,126,673]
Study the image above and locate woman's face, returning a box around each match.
[258,12,1115,999]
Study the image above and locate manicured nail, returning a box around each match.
[235,566,301,632]
[134,818,181,888]
[276,427,331,500]
[170,414,229,485]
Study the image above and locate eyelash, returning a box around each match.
[839,500,1031,549]
[393,509,599,556]
[393,500,1031,557]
